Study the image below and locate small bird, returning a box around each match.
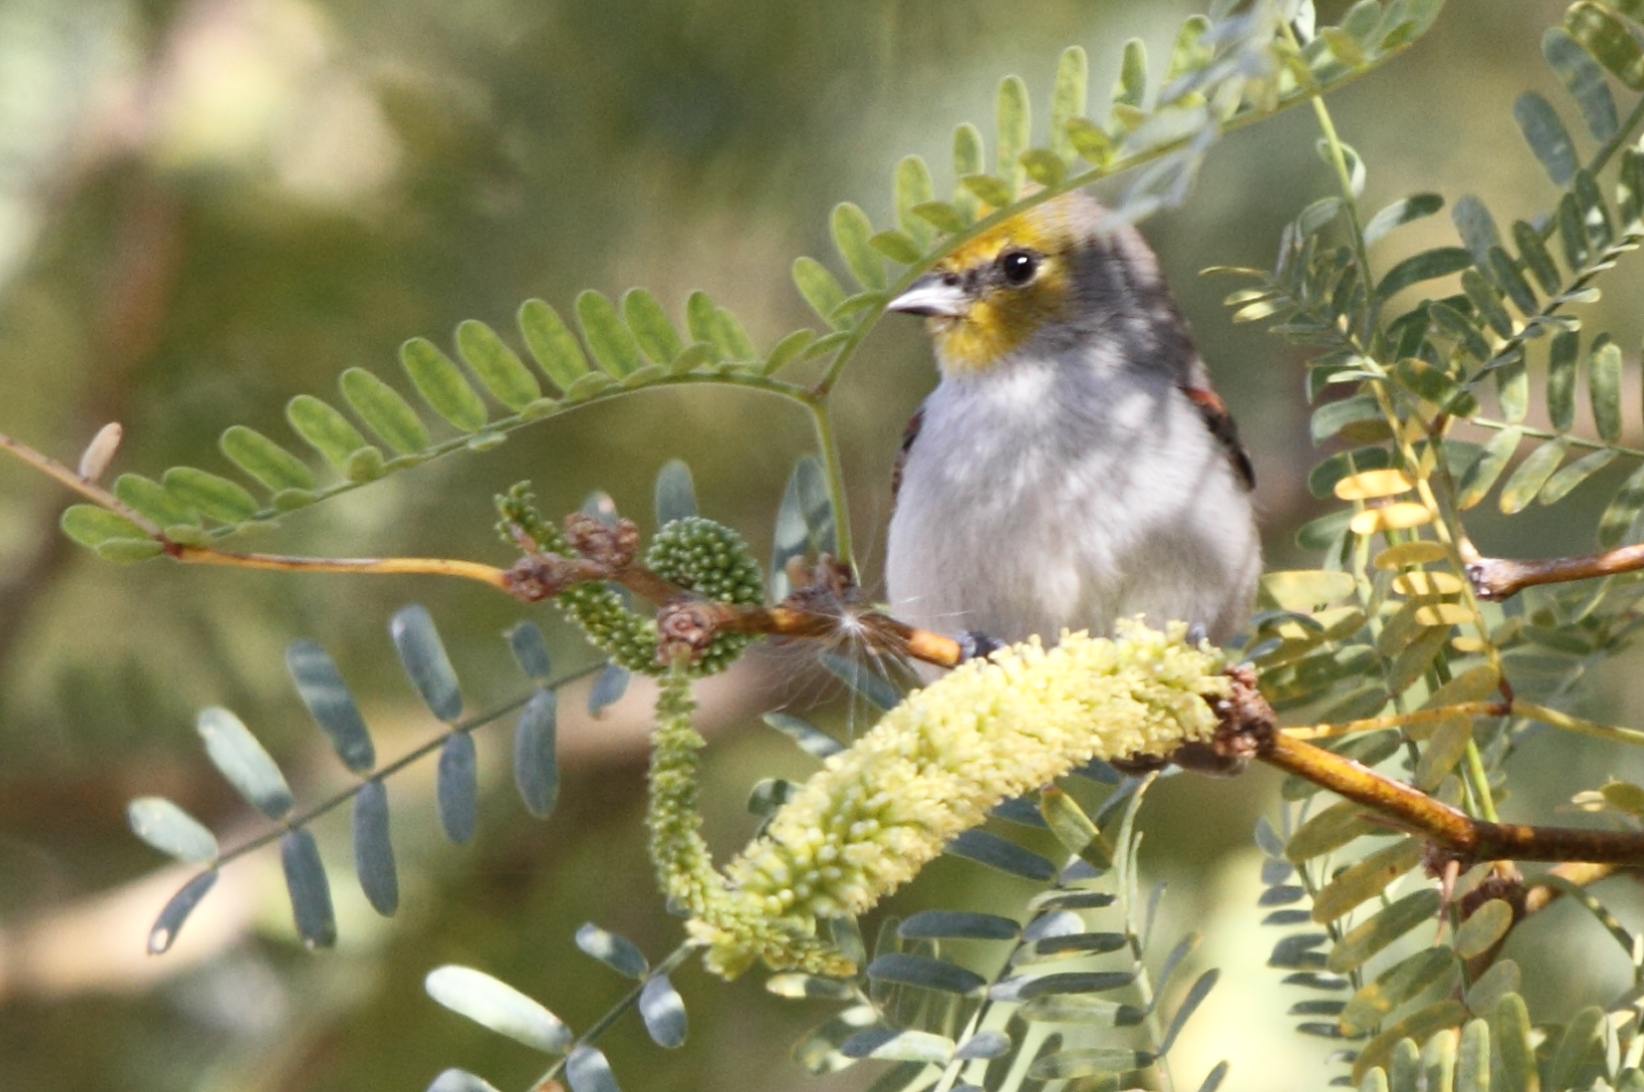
[883,190,1261,661]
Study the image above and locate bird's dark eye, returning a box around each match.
[998,249,1039,286]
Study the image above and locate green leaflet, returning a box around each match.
[219,426,315,492]
[621,289,685,366]
[1513,91,1576,186]
[996,74,1029,196]
[1547,328,1579,431]
[1565,2,1644,90]
[831,202,885,291]
[287,393,372,470]
[162,467,260,523]
[114,473,199,527]
[517,298,591,390]
[1327,889,1444,973]
[1049,46,1088,163]
[1589,334,1623,441]
[455,319,541,411]
[1544,26,1619,141]
[575,291,643,379]
[792,257,848,327]
[400,339,490,432]
[339,369,431,454]
[893,155,935,249]
[1498,439,1567,514]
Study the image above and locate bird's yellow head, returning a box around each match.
[888,191,1128,376]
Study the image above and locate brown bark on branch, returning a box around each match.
[1468,545,1644,600]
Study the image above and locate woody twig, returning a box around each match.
[1467,544,1644,600]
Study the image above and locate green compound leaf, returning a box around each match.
[1566,1,1644,90]
[400,337,489,432]
[639,974,687,1049]
[161,467,259,523]
[455,319,541,411]
[280,827,336,949]
[996,74,1029,195]
[565,1045,620,1092]
[654,458,697,526]
[436,734,477,845]
[832,202,886,291]
[425,964,572,1053]
[868,229,923,265]
[576,922,649,978]
[512,689,559,821]
[894,155,936,249]
[286,639,374,773]
[910,200,969,235]
[1285,797,1379,860]
[390,604,463,722]
[352,778,398,916]
[1455,1017,1489,1092]
[1545,26,1618,141]
[286,393,373,469]
[148,870,218,954]
[518,298,591,390]
[1513,91,1577,186]
[218,427,314,493]
[197,706,292,820]
[127,796,218,864]
[867,953,986,996]
[898,911,1020,941]
[621,289,685,366]
[1328,889,1444,973]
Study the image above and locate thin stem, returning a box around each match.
[171,545,513,589]
[0,428,161,536]
[1516,700,1644,748]
[526,942,699,1092]
[1468,414,1644,460]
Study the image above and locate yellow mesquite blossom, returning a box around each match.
[656,620,1230,979]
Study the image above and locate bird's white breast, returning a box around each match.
[884,355,1260,649]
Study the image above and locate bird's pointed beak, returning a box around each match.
[886,274,968,318]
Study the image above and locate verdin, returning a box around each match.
[883,190,1261,660]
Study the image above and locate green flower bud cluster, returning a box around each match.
[494,487,766,677]
[496,483,661,675]
[646,516,765,676]
[691,621,1229,977]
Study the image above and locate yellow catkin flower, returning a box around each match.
[690,619,1229,978]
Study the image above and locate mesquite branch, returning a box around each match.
[1467,544,1644,600]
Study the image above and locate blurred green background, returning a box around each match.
[2,1,1642,1089]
